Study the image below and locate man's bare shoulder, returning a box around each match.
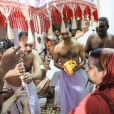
[74,40,84,47]
[31,49,38,56]
[54,42,62,51]
[88,33,97,39]
[108,33,114,40]
[6,47,15,51]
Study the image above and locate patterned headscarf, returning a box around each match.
[99,48,114,91]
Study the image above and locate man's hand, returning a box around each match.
[14,63,26,76]
[3,62,26,79]
[0,46,23,72]
[13,86,25,99]
[72,66,78,73]
[22,72,32,83]
[20,96,30,107]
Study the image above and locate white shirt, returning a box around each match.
[36,42,45,56]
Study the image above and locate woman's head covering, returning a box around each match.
[99,48,114,90]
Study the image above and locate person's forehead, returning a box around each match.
[61,31,70,34]
[55,30,59,33]
[20,34,28,41]
[50,38,56,41]
[88,57,99,65]
[99,21,107,26]
[85,20,89,24]
[25,43,33,45]
[37,37,41,39]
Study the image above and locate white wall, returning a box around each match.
[94,0,114,34]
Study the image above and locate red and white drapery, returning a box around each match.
[0,0,98,34]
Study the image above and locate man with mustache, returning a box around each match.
[4,31,41,114]
[54,29,86,114]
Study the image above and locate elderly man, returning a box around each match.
[70,48,114,114]
[36,37,45,57]
[4,31,41,114]
[54,29,85,114]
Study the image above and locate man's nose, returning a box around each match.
[64,34,67,38]
[26,46,31,50]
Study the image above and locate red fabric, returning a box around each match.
[69,88,114,114]
[93,10,98,22]
[63,5,73,22]
[75,5,82,19]
[52,7,62,25]
[0,12,6,27]
[0,0,98,33]
[99,50,114,91]
[84,6,91,20]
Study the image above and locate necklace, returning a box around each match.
[103,37,108,48]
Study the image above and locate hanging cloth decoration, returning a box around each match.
[90,10,94,27]
[21,7,34,44]
[7,19,14,39]
[46,3,54,38]
[69,4,77,29]
[80,4,86,28]
[55,4,66,32]
[27,21,34,43]
[0,7,14,39]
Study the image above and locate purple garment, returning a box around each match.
[60,69,85,114]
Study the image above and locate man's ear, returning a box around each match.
[107,25,109,30]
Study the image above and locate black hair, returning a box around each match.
[90,48,104,71]
[19,31,28,40]
[55,29,60,33]
[98,17,109,26]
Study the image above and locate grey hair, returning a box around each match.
[84,18,90,25]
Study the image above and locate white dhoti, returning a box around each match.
[54,86,60,106]
[4,81,41,114]
[46,59,60,80]
[36,77,49,107]
[38,95,47,107]
[46,59,61,106]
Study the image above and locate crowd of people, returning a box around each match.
[0,16,114,114]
